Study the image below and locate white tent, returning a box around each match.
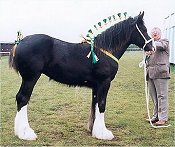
[163,13,175,64]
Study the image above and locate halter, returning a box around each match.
[136,24,154,50]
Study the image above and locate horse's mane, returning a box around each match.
[94,17,134,51]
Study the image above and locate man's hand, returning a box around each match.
[146,51,154,56]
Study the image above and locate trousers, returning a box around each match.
[148,78,169,121]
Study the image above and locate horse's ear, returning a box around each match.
[135,11,144,25]
[132,11,144,26]
[138,11,144,21]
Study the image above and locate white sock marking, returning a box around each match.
[92,104,114,140]
[14,105,37,140]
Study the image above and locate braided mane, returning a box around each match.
[84,12,145,63]
[94,17,134,51]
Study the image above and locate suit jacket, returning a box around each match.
[146,39,170,80]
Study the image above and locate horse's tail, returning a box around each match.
[9,44,18,73]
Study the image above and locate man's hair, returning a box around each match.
[151,27,161,35]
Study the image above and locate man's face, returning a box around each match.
[151,27,161,41]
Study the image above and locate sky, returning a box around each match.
[0,0,174,43]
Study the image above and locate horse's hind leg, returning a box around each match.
[14,73,40,140]
[88,87,97,132]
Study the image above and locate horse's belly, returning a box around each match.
[43,66,93,87]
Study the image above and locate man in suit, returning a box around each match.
[146,27,170,125]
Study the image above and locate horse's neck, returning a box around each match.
[113,44,130,60]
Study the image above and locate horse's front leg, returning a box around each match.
[92,79,114,140]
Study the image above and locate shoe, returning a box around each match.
[155,120,166,126]
[146,118,159,123]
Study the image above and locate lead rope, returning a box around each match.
[137,24,170,128]
[139,52,171,128]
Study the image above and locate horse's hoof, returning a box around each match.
[16,127,37,140]
[92,127,114,140]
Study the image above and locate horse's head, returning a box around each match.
[130,12,154,51]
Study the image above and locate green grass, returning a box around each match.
[1,51,175,146]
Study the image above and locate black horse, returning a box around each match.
[9,12,153,140]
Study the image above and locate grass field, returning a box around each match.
[1,51,175,146]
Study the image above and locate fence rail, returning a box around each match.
[0,52,10,58]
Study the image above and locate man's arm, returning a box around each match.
[155,39,169,51]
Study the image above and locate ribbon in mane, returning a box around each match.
[84,12,128,63]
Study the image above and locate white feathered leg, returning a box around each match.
[92,104,114,140]
[14,105,37,140]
